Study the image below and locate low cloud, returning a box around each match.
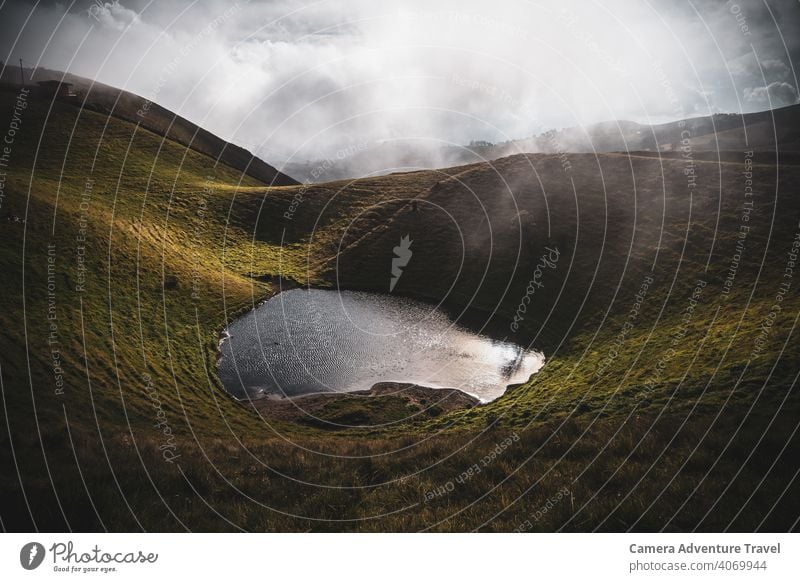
[744,82,799,107]
[760,58,791,81]
[89,1,141,31]
[1,0,799,166]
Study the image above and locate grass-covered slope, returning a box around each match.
[1,85,799,532]
[329,152,800,426]
[0,67,299,186]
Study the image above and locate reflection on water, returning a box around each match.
[218,289,544,402]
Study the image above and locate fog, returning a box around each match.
[2,0,799,169]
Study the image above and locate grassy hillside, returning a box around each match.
[0,68,298,186]
[1,85,798,532]
[330,152,800,424]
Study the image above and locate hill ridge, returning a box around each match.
[0,65,298,186]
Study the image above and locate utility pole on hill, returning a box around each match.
[19,59,25,87]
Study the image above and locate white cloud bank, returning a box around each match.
[2,0,799,163]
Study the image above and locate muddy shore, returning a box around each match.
[248,382,480,429]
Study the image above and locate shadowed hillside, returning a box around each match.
[251,150,800,425]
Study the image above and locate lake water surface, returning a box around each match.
[218,289,544,402]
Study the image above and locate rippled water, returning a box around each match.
[218,289,544,402]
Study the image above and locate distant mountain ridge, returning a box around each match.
[282,103,800,182]
[0,65,298,186]
[493,103,800,155]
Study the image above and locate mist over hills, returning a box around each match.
[8,64,799,187]
[282,104,800,182]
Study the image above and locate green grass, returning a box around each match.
[1,87,798,531]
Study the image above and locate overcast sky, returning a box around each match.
[2,0,799,162]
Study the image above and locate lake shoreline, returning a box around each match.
[215,273,300,366]
[248,382,481,429]
[216,279,542,411]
